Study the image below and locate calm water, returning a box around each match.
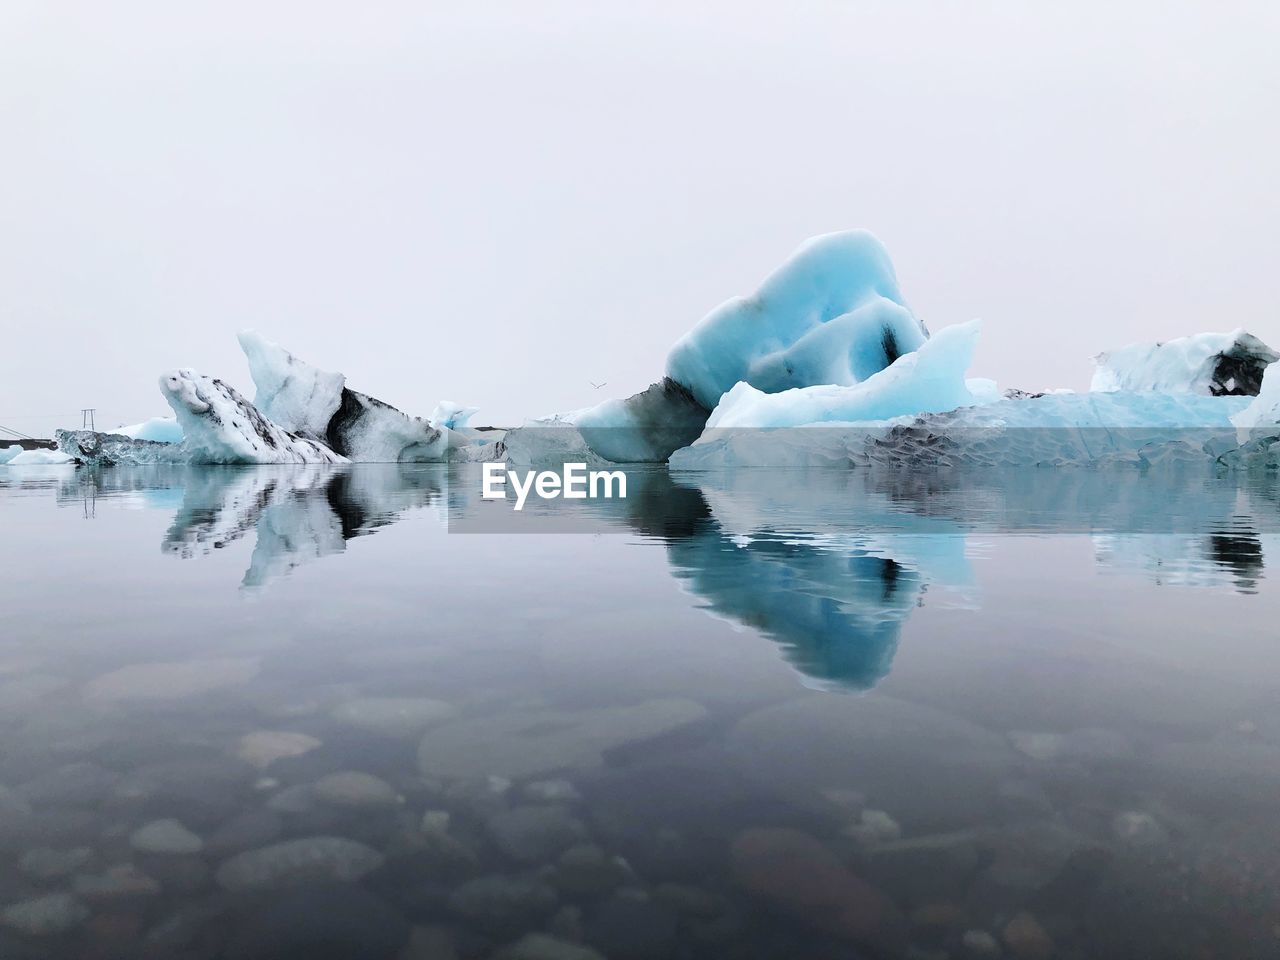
[2,463,1280,960]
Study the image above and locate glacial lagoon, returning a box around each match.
[2,463,1280,959]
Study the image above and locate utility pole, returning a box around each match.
[81,408,95,431]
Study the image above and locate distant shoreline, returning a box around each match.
[3,438,56,450]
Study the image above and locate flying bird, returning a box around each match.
[589,380,608,390]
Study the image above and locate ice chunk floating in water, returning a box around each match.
[1092,329,1277,396]
[666,229,929,409]
[521,229,932,463]
[429,401,479,430]
[161,369,348,464]
[56,430,187,466]
[673,390,1257,469]
[238,330,452,462]
[3,447,75,465]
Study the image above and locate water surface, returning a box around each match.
[2,463,1279,959]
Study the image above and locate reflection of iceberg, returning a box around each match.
[163,465,450,588]
[1094,530,1271,594]
[614,470,975,691]
[667,530,923,691]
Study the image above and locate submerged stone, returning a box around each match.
[214,836,386,891]
[236,730,323,770]
[330,697,457,738]
[0,893,89,936]
[312,771,402,809]
[730,828,904,950]
[130,818,204,855]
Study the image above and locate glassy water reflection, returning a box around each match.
[1,463,1279,959]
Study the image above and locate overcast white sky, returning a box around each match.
[2,1,1277,434]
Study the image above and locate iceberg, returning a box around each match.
[113,416,184,444]
[0,444,24,464]
[671,315,1280,469]
[429,401,479,430]
[56,430,187,466]
[672,390,1254,469]
[1092,329,1277,396]
[1231,362,1280,437]
[160,369,348,464]
[666,229,928,409]
[517,229,932,463]
[5,448,75,465]
[238,330,451,462]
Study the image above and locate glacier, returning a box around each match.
[1092,329,1277,396]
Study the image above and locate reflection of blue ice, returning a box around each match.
[660,471,980,690]
[38,462,1280,673]
[667,532,922,690]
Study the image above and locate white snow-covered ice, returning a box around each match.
[238,330,347,440]
[238,330,453,462]
[429,401,479,430]
[1092,329,1277,396]
[0,444,24,464]
[1231,362,1280,437]
[160,369,348,464]
[5,448,76,466]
